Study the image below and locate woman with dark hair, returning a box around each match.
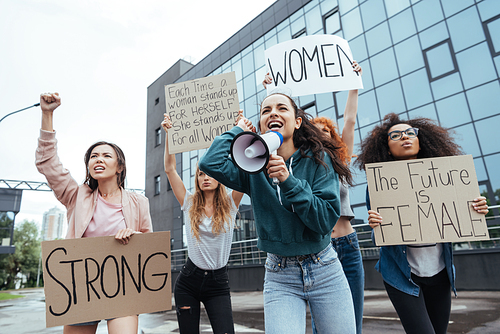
[161,114,244,334]
[265,61,365,334]
[199,93,356,334]
[355,112,489,334]
[35,93,152,334]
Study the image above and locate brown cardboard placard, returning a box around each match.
[41,231,171,327]
[164,72,240,154]
[366,155,490,246]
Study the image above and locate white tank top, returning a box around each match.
[182,191,237,270]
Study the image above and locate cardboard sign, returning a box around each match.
[264,34,363,97]
[41,231,171,327]
[366,156,490,246]
[164,72,240,154]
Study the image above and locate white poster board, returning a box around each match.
[264,34,363,97]
[366,156,490,246]
[164,72,240,154]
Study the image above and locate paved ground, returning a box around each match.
[1,288,500,333]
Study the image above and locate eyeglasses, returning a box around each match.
[388,127,419,141]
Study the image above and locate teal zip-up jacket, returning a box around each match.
[199,126,340,257]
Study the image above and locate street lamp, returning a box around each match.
[0,103,40,124]
[0,103,40,254]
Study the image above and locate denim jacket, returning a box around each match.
[366,188,456,297]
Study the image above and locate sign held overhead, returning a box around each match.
[164,72,240,154]
[264,34,363,97]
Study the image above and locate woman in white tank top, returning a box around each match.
[161,114,245,334]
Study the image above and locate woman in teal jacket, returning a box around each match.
[199,93,356,334]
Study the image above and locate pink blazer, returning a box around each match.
[35,130,152,239]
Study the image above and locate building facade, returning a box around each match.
[41,207,65,241]
[146,0,500,251]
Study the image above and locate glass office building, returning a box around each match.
[146,0,500,251]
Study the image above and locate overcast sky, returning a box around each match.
[0,0,276,231]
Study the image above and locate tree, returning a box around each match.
[0,220,41,290]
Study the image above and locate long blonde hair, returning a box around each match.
[188,166,232,241]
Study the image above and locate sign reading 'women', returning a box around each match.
[265,34,363,97]
[366,156,490,246]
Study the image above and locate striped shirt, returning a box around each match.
[182,191,237,270]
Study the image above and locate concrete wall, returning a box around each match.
[171,249,500,292]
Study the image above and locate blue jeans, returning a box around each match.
[264,243,356,334]
[312,232,365,334]
[174,257,234,334]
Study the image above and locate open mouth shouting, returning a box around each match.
[267,120,283,130]
[94,165,105,172]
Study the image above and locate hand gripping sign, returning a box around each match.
[264,34,363,97]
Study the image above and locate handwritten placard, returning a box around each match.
[41,232,171,327]
[164,72,240,154]
[264,34,363,97]
[366,156,489,246]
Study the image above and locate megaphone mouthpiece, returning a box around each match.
[230,131,283,175]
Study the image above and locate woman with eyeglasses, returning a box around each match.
[355,113,489,334]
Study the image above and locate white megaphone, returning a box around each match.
[230,130,283,184]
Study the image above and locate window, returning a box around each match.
[423,40,458,82]
[301,102,317,117]
[155,97,159,105]
[155,127,161,147]
[323,8,341,35]
[484,14,500,57]
[0,212,14,246]
[401,69,433,110]
[388,8,416,44]
[190,157,198,177]
[292,28,306,39]
[154,175,161,195]
[360,0,386,31]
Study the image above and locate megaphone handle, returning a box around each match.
[271,150,280,185]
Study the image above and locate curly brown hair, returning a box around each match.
[259,93,353,186]
[354,113,463,170]
[312,116,350,165]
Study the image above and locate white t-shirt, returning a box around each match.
[182,191,237,270]
[407,243,446,277]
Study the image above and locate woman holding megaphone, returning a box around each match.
[161,114,244,334]
[199,92,356,333]
[263,61,365,334]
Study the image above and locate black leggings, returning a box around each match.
[384,269,451,334]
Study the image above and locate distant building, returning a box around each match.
[41,207,65,241]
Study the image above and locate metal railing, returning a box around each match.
[171,205,500,270]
